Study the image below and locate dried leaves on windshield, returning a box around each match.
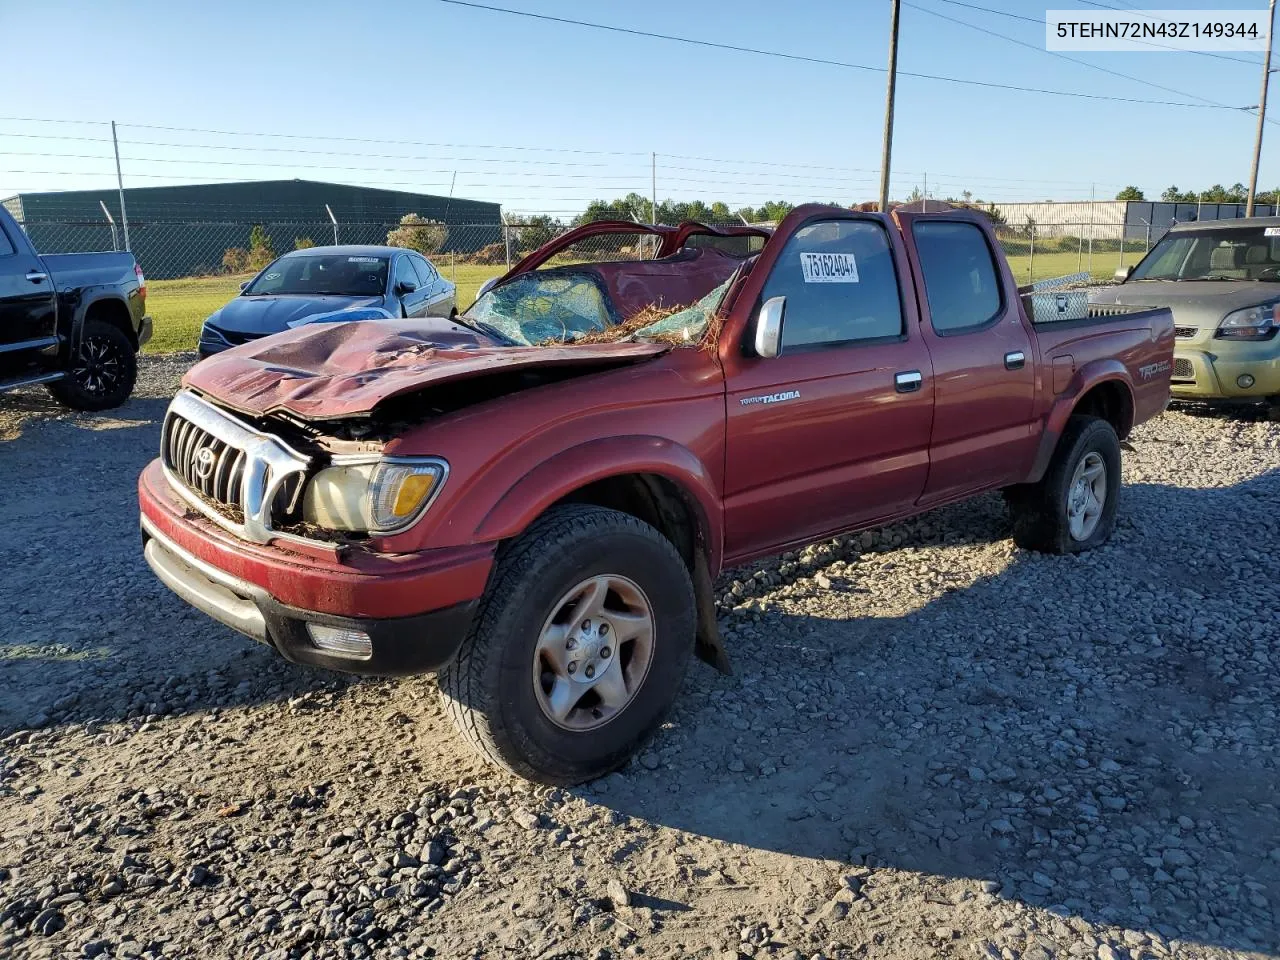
[541,279,730,354]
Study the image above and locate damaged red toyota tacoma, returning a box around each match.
[138,206,1174,784]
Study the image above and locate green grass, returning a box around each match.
[1003,247,1133,286]
[143,245,1144,354]
[142,263,507,354]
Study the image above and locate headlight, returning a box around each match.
[1216,303,1277,341]
[302,457,447,533]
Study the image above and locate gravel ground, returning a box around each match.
[1,356,1278,960]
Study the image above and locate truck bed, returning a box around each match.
[40,251,141,290]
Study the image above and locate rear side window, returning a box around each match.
[759,219,904,350]
[913,221,1003,333]
[411,254,437,285]
[0,226,13,256]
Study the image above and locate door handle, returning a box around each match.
[1004,350,1026,370]
[894,370,923,393]
[25,271,48,284]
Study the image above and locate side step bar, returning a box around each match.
[0,370,66,395]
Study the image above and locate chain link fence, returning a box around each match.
[991,222,1157,286]
[14,215,1157,352]
[12,218,766,351]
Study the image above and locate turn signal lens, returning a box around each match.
[391,472,438,517]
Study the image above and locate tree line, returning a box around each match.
[1115,184,1280,204]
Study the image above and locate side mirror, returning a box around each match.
[753,296,786,358]
[1114,265,1134,282]
[476,277,500,299]
[239,281,250,292]
[397,279,418,294]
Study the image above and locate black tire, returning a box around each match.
[46,319,137,411]
[439,504,696,785]
[1008,415,1121,555]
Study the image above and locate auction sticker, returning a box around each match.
[800,252,859,283]
[348,256,381,263]
[1265,227,1280,237]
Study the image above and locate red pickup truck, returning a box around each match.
[138,205,1173,784]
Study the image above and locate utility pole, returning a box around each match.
[110,121,130,252]
[1247,0,1277,216]
[878,0,902,213]
[922,171,928,212]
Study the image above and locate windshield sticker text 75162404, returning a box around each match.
[800,252,859,283]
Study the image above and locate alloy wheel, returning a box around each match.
[532,575,655,732]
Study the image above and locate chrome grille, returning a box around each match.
[159,391,311,543]
[1172,357,1195,381]
[1174,326,1198,339]
[163,414,249,510]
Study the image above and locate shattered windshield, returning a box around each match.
[463,271,615,346]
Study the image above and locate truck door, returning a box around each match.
[0,217,58,359]
[720,211,935,563]
[894,213,1037,503]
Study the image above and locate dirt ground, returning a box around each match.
[1,358,1278,960]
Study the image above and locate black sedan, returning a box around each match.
[198,245,455,357]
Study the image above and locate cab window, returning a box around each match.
[759,219,904,350]
[912,221,1003,333]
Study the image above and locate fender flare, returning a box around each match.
[68,288,136,349]
[1026,359,1134,483]
[473,435,725,573]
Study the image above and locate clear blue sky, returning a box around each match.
[2,0,1275,215]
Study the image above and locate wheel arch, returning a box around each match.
[76,293,139,350]
[472,439,731,673]
[1026,363,1134,483]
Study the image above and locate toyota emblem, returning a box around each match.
[193,446,216,479]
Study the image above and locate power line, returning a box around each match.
[0,144,1130,192]
[431,0,1246,110]
[906,1,1237,108]
[123,123,648,156]
[929,0,1040,25]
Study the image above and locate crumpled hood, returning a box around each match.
[1089,281,1280,327]
[183,317,669,420]
[210,295,386,335]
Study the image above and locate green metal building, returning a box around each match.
[2,179,502,279]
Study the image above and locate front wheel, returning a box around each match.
[1008,415,1121,554]
[439,505,696,785]
[46,319,137,411]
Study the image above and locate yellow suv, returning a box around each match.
[1091,216,1280,417]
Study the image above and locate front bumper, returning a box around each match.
[138,459,493,676]
[1170,335,1280,401]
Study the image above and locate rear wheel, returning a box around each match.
[439,505,695,784]
[1008,415,1121,554]
[46,319,137,411]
